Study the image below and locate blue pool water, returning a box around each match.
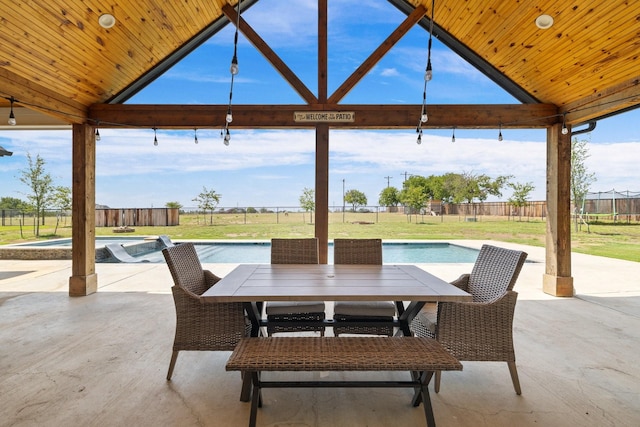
[6,238,479,263]
[177,242,479,264]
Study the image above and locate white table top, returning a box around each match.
[202,264,472,303]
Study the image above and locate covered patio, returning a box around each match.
[1,1,640,425]
[1,241,639,426]
[1,0,639,298]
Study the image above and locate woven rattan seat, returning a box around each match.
[226,336,462,427]
[265,238,325,335]
[332,238,396,336]
[410,244,527,394]
[227,336,461,372]
[163,242,250,380]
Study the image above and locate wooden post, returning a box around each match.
[544,123,574,296]
[69,124,98,296]
[315,0,329,264]
[315,124,329,264]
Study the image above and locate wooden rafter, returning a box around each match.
[328,4,427,104]
[561,76,640,124]
[222,4,318,105]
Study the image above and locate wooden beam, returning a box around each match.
[543,123,573,297]
[222,4,317,105]
[89,103,558,129]
[561,77,640,124]
[0,68,88,124]
[69,124,98,297]
[328,4,426,104]
[318,0,328,103]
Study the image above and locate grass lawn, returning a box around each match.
[1,212,639,262]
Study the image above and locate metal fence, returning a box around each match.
[4,198,640,228]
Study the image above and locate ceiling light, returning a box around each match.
[535,14,554,30]
[99,14,116,29]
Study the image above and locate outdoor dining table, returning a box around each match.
[202,263,472,336]
[202,263,472,403]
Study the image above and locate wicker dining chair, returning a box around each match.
[163,242,250,380]
[332,238,396,336]
[265,238,326,335]
[410,244,528,394]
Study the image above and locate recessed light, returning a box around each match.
[99,14,116,29]
[535,14,554,30]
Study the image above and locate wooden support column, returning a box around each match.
[315,124,329,264]
[69,124,97,296]
[315,0,329,264]
[544,123,574,296]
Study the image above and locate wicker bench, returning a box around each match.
[226,336,462,427]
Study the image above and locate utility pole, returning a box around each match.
[402,171,410,183]
[384,176,392,187]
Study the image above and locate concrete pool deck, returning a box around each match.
[1,240,639,426]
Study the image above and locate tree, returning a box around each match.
[400,185,428,222]
[18,153,53,236]
[0,196,29,211]
[446,172,511,219]
[50,186,72,232]
[344,189,367,211]
[299,187,315,224]
[192,187,221,225]
[165,201,183,210]
[378,186,400,207]
[571,137,597,231]
[507,182,535,221]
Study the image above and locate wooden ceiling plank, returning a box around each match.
[437,0,485,42]
[88,103,557,129]
[0,4,138,103]
[492,1,636,104]
[0,67,88,123]
[221,3,318,105]
[327,4,426,104]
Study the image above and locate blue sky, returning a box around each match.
[1,0,639,209]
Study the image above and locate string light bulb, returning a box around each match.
[424,61,432,82]
[194,128,198,144]
[153,127,158,146]
[8,97,16,126]
[230,56,239,75]
[451,126,456,143]
[223,128,231,146]
[498,123,503,142]
[561,113,569,135]
[222,0,242,145]
[95,128,101,141]
[416,0,435,144]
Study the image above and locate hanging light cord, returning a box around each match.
[222,0,242,146]
[417,0,435,144]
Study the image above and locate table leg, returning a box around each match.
[243,302,262,337]
[398,301,426,336]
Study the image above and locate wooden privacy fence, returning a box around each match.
[96,208,179,227]
[443,201,547,219]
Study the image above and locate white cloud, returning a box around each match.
[380,68,400,77]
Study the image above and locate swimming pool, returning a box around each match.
[1,238,480,263]
[137,241,479,264]
[11,237,152,247]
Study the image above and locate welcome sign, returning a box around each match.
[293,111,355,122]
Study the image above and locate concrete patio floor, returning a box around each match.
[1,240,638,427]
